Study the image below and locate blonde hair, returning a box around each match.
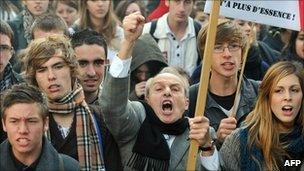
[245,61,304,170]
[24,35,78,87]
[78,0,119,45]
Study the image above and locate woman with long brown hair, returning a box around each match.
[70,0,123,61]
[220,61,304,170]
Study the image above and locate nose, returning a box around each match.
[243,23,252,35]
[284,91,292,101]
[61,11,68,19]
[48,69,56,81]
[18,122,29,134]
[177,1,186,12]
[138,73,148,82]
[164,87,171,97]
[87,64,96,77]
[222,47,232,57]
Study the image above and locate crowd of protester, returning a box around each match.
[0,0,303,170]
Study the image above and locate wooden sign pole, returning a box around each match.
[186,0,220,170]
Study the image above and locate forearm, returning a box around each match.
[118,39,135,60]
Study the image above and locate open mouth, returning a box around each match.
[17,138,30,146]
[282,105,293,112]
[48,84,60,92]
[162,100,173,113]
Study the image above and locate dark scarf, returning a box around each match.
[0,63,13,92]
[240,125,304,171]
[127,101,189,171]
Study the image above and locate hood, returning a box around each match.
[131,33,168,74]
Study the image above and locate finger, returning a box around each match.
[190,122,209,130]
[189,116,209,124]
[219,128,234,135]
[220,122,237,130]
[190,129,208,135]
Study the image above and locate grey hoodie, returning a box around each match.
[130,33,168,100]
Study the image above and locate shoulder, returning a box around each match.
[60,154,80,170]
[8,14,22,25]
[243,78,261,94]
[12,70,24,84]
[143,21,152,34]
[69,23,80,35]
[189,83,199,99]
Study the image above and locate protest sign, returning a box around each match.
[204,0,304,31]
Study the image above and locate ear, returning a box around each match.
[43,117,49,132]
[184,97,189,110]
[2,119,7,132]
[145,96,151,105]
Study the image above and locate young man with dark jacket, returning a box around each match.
[0,84,79,170]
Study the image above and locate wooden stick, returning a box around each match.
[230,25,253,118]
[186,1,220,170]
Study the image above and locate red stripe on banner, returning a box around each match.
[300,0,304,30]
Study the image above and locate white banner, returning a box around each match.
[204,0,302,31]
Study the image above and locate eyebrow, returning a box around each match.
[8,116,40,120]
[77,59,104,62]
[153,82,182,87]
[38,61,66,69]
[275,84,301,88]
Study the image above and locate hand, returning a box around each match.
[188,116,210,147]
[118,12,145,60]
[216,117,237,143]
[135,81,146,97]
[122,11,145,43]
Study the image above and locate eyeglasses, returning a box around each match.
[0,45,13,53]
[213,43,241,53]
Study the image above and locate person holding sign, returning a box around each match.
[220,61,304,170]
[187,19,260,148]
[100,12,219,170]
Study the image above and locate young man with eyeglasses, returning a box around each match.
[0,20,24,143]
[0,20,23,93]
[187,19,261,149]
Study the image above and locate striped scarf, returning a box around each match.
[0,63,13,92]
[46,84,105,170]
[22,8,35,43]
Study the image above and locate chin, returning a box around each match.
[160,117,176,124]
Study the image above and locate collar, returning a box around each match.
[154,13,196,39]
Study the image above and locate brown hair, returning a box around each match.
[25,35,78,87]
[1,83,48,121]
[56,0,78,10]
[245,61,304,170]
[197,19,248,60]
[0,19,14,45]
[78,0,120,44]
[115,0,146,23]
[31,13,69,39]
